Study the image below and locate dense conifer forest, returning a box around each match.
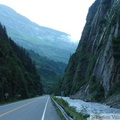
[0,23,43,102]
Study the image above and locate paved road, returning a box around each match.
[0,95,61,120]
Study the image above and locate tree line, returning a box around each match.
[0,23,43,102]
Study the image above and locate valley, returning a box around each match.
[0,0,120,117]
[0,4,77,94]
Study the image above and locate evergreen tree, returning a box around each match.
[0,23,43,102]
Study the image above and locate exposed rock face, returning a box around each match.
[61,0,120,107]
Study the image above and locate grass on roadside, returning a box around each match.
[51,97,66,120]
[52,96,89,120]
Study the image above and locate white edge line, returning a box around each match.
[41,97,49,120]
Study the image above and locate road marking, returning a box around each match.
[0,100,37,117]
[41,97,49,120]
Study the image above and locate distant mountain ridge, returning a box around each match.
[0,4,77,63]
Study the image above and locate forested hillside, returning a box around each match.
[0,4,77,93]
[28,50,66,94]
[0,23,43,102]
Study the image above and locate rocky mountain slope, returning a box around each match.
[0,4,77,63]
[61,0,120,108]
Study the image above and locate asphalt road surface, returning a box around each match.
[0,95,61,120]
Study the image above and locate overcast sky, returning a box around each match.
[0,0,95,42]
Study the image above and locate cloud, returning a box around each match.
[0,0,95,42]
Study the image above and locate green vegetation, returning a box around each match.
[110,2,120,26]
[61,52,88,95]
[89,76,105,102]
[28,50,66,94]
[28,50,66,76]
[101,0,112,10]
[85,55,97,81]
[112,34,120,64]
[108,79,120,97]
[0,4,78,96]
[51,97,66,120]
[53,97,89,120]
[108,34,120,96]
[0,23,43,103]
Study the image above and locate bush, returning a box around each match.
[89,75,105,101]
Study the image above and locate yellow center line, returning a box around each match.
[0,100,37,117]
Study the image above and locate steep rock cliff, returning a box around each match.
[61,0,120,108]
